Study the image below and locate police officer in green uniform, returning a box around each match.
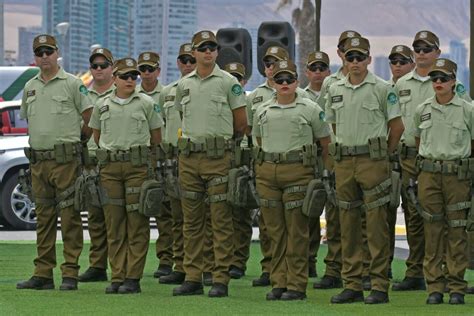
[326,36,405,304]
[158,43,197,285]
[223,62,253,279]
[413,58,472,305]
[394,30,471,292]
[314,30,361,290]
[172,30,247,297]
[135,51,173,279]
[254,59,331,300]
[89,58,163,294]
[17,34,93,291]
[79,47,115,283]
[304,51,331,278]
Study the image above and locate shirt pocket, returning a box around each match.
[181,96,191,117]
[51,95,74,114]
[418,119,432,145]
[25,95,37,117]
[210,94,227,116]
[360,102,383,124]
[450,121,468,145]
[99,111,110,133]
[399,95,412,117]
[331,102,345,124]
[131,112,147,134]
[292,117,309,137]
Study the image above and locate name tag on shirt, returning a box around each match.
[253,96,263,104]
[331,95,343,103]
[165,95,175,102]
[420,113,431,122]
[26,90,35,97]
[399,89,411,97]
[99,104,109,114]
[182,89,190,97]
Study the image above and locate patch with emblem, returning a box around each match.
[270,47,279,54]
[395,46,404,52]
[259,111,267,122]
[99,104,109,114]
[26,90,35,97]
[351,38,360,46]
[229,63,237,71]
[154,104,161,113]
[399,89,411,97]
[419,31,428,39]
[143,53,150,60]
[38,35,47,43]
[346,31,355,38]
[319,111,326,122]
[165,95,175,102]
[231,84,243,96]
[184,44,192,52]
[182,89,190,96]
[253,96,263,104]
[456,83,466,96]
[202,32,210,39]
[126,59,134,67]
[387,92,398,105]
[315,52,323,59]
[79,85,89,96]
[331,95,343,103]
[420,113,431,122]
[436,59,445,67]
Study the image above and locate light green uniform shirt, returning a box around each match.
[20,67,93,150]
[325,71,402,147]
[395,69,471,147]
[304,85,320,102]
[136,82,163,138]
[87,84,115,157]
[413,95,474,160]
[253,94,331,153]
[89,90,163,151]
[158,81,181,146]
[316,67,345,111]
[174,64,246,143]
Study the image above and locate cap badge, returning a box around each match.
[143,53,150,61]
[184,45,192,52]
[97,48,103,54]
[395,46,404,52]
[347,31,355,38]
[202,32,210,39]
[351,38,360,46]
[280,61,288,69]
[126,59,134,67]
[229,64,237,70]
[315,52,323,59]
[420,31,428,39]
[39,36,47,43]
[270,47,279,54]
[436,59,445,67]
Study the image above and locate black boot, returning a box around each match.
[266,288,287,301]
[364,290,389,304]
[59,277,78,291]
[159,271,186,284]
[78,267,107,282]
[330,289,364,304]
[153,264,172,278]
[449,293,465,305]
[308,264,317,278]
[281,290,306,300]
[105,282,123,294]
[203,272,213,286]
[392,277,426,291]
[229,265,245,279]
[426,292,443,304]
[313,275,343,289]
[208,282,228,297]
[118,278,141,294]
[466,286,474,294]
[172,281,204,296]
[16,276,54,290]
[252,272,270,287]
[362,276,371,291]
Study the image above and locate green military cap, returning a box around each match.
[178,43,193,57]
[264,46,289,61]
[413,30,440,48]
[138,51,160,67]
[224,62,245,77]
[33,34,57,51]
[307,51,330,66]
[273,59,297,77]
[113,57,139,76]
[428,58,457,77]
[389,45,414,61]
[338,30,361,47]
[344,36,370,55]
[89,47,114,64]
[192,30,218,48]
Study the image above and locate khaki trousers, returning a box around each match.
[308,217,321,269]
[179,152,233,285]
[31,160,83,279]
[155,202,174,267]
[231,206,253,270]
[256,162,312,292]
[323,201,342,278]
[335,156,390,292]
[170,196,184,273]
[418,171,469,294]
[100,161,150,282]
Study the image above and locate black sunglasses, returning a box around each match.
[389,59,411,66]
[273,75,297,85]
[138,65,157,73]
[413,46,436,54]
[345,53,368,63]
[90,62,110,70]
[196,43,218,53]
[118,73,138,81]
[308,64,329,72]
[178,56,196,65]
[430,74,453,83]
[34,47,55,57]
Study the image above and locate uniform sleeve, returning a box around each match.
[72,78,93,114]
[88,103,101,130]
[310,104,331,139]
[384,85,402,121]
[252,108,261,138]
[20,88,28,119]
[158,86,166,119]
[316,77,330,111]
[412,106,422,138]
[227,76,246,110]
[324,86,335,124]
[145,98,164,130]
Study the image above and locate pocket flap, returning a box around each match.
[211,95,227,103]
[100,111,110,121]
[362,103,379,111]
[52,95,69,102]
[452,121,467,130]
[131,112,146,121]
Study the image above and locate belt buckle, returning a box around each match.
[346,147,355,156]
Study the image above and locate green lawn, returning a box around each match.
[0,241,473,315]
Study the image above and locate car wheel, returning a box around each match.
[1,172,36,230]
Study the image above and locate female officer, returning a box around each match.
[253,59,331,300]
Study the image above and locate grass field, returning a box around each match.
[0,241,473,315]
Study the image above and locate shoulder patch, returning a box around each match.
[331,95,343,103]
[420,113,431,122]
[164,95,175,102]
[154,104,161,113]
[252,96,263,104]
[399,89,411,97]
[319,111,326,122]
[387,92,398,105]
[182,89,190,97]
[456,83,466,96]
[26,90,35,97]
[99,104,109,114]
[231,84,243,96]
[79,85,89,96]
